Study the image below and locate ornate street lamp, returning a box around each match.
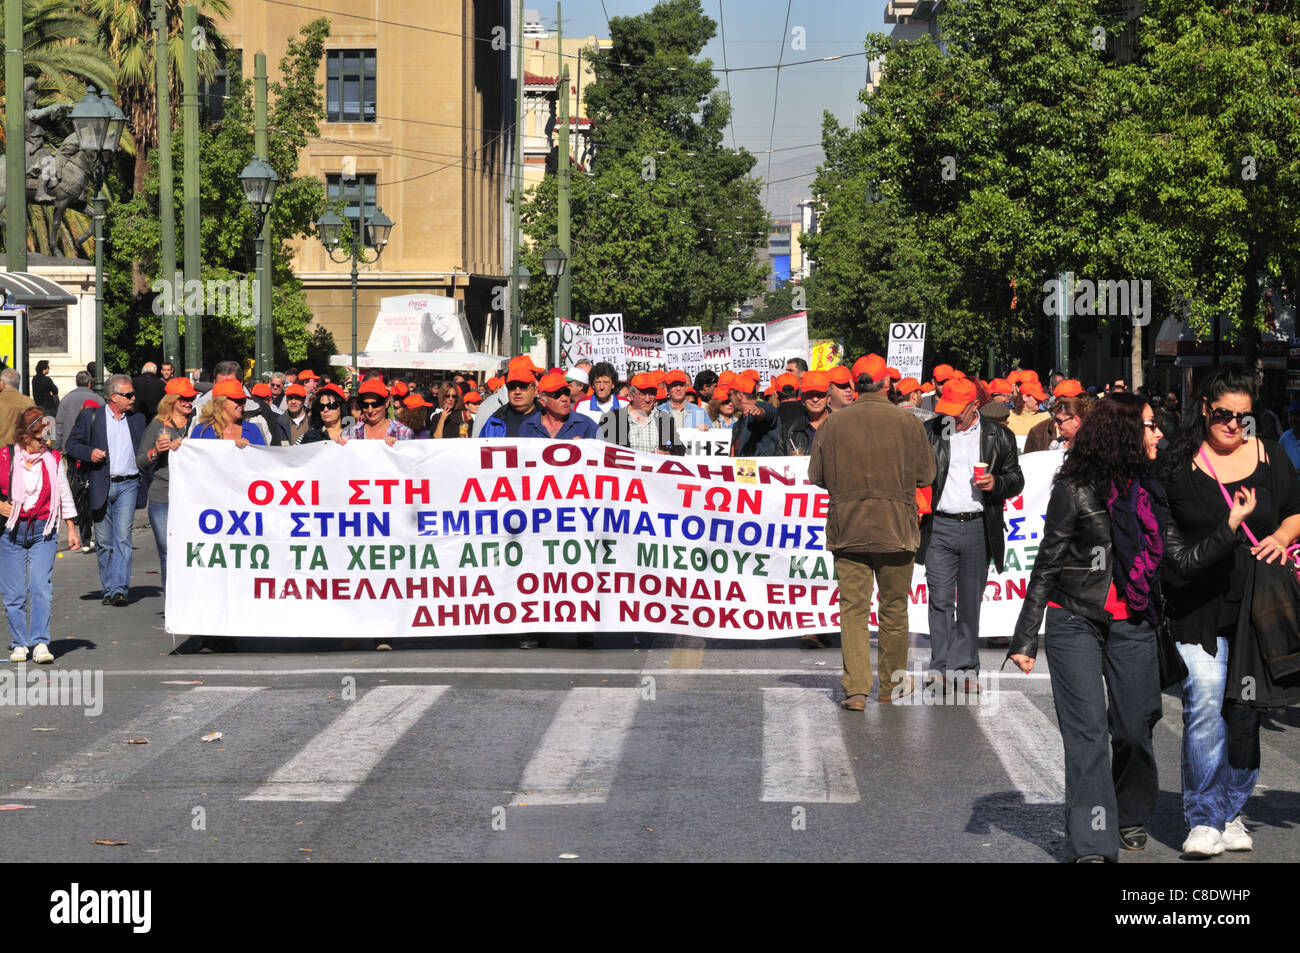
[71,87,126,395]
[239,155,280,377]
[541,246,567,367]
[316,196,393,388]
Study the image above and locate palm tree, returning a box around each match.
[82,0,231,197]
[0,0,116,102]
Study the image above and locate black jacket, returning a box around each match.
[1009,476,1239,659]
[775,410,824,456]
[918,416,1024,572]
[730,400,780,456]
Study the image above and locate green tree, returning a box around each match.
[520,0,767,335]
[102,19,335,375]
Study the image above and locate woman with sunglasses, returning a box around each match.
[1009,394,1247,862]
[192,379,266,447]
[348,380,412,444]
[1160,366,1300,857]
[300,383,350,445]
[0,408,80,663]
[135,377,197,591]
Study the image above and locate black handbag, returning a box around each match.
[1156,595,1188,690]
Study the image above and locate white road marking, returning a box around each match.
[760,688,860,803]
[102,666,1052,678]
[976,690,1065,804]
[510,687,639,805]
[23,687,263,800]
[242,685,448,803]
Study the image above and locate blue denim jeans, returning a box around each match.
[149,500,169,591]
[1176,638,1258,829]
[95,478,137,599]
[0,521,58,648]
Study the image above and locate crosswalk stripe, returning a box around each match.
[23,687,263,800]
[510,687,639,805]
[976,690,1065,804]
[241,685,448,803]
[760,688,859,803]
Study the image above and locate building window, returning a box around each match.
[202,50,242,125]
[326,50,376,122]
[325,174,378,234]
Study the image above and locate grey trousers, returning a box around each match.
[924,515,988,674]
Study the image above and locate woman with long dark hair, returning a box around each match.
[1009,393,1249,862]
[1159,366,1300,857]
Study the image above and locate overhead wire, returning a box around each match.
[763,0,794,209]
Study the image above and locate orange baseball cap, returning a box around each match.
[896,377,922,396]
[828,366,853,387]
[251,382,272,399]
[665,369,690,385]
[1021,369,1040,383]
[463,391,483,405]
[989,378,1012,396]
[935,377,979,417]
[932,364,955,382]
[950,369,967,379]
[1053,378,1085,398]
[1021,382,1048,402]
[296,369,319,381]
[851,354,889,384]
[404,393,433,409]
[730,375,757,396]
[506,365,538,386]
[538,371,569,394]
[508,355,542,377]
[630,372,658,391]
[318,383,347,402]
[920,382,935,394]
[391,381,409,397]
[774,372,801,393]
[165,377,198,398]
[358,378,389,397]
[801,370,830,394]
[887,366,901,381]
[741,368,761,383]
[716,370,736,392]
[285,383,307,398]
[213,379,246,400]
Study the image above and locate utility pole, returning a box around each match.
[182,4,201,375]
[254,52,273,377]
[510,0,524,356]
[557,62,571,363]
[5,0,25,272]
[155,0,179,369]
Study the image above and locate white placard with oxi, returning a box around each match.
[663,325,706,380]
[588,313,626,378]
[729,322,770,388]
[887,322,926,381]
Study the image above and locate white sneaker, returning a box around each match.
[1222,816,1253,851]
[31,643,53,664]
[1182,825,1225,857]
[9,646,28,663]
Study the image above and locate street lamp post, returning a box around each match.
[315,197,393,388]
[541,245,567,368]
[238,155,280,379]
[70,86,126,395]
[512,263,531,356]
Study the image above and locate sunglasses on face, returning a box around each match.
[360,399,386,409]
[1142,420,1161,430]
[545,391,572,400]
[803,391,827,400]
[176,397,193,405]
[115,391,136,400]
[506,382,532,391]
[1053,415,1073,426]
[317,401,341,410]
[227,397,247,406]
[1208,407,1251,428]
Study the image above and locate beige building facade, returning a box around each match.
[217,0,514,363]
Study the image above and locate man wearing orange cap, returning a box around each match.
[282,383,312,445]
[775,370,831,457]
[658,368,711,431]
[474,355,541,436]
[598,372,682,453]
[919,375,1023,695]
[809,353,935,705]
[479,362,542,438]
[729,374,780,456]
[522,372,598,440]
[897,377,934,422]
[826,365,856,410]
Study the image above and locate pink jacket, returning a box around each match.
[0,445,76,538]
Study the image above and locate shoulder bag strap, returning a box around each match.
[1198,446,1259,546]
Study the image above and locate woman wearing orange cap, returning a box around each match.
[192,380,266,447]
[303,383,350,445]
[1009,381,1050,437]
[135,377,197,590]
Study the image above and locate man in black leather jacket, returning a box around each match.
[918,377,1024,690]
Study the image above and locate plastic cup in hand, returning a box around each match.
[973,462,987,481]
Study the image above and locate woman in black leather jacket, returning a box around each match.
[1007,394,1252,862]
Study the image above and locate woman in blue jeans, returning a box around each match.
[1009,394,1248,862]
[0,408,82,663]
[1161,367,1300,857]
[135,377,197,592]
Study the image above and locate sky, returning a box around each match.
[544,0,889,214]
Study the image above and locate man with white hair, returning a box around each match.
[0,367,35,445]
[269,371,288,413]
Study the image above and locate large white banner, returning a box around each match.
[168,441,1059,640]
[560,312,808,379]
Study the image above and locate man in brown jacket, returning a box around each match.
[809,354,936,709]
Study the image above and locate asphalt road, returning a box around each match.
[1,520,1297,865]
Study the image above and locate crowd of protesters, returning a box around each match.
[3,349,1299,864]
